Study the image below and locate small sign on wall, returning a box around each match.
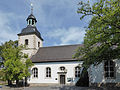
[67,78,73,82]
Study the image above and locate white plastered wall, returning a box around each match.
[28,61,83,84]
[89,59,120,84]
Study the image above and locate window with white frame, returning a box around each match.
[104,60,115,78]
[75,66,80,77]
[46,67,51,78]
[32,68,38,78]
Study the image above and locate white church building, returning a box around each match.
[17,6,120,87]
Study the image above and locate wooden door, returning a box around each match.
[60,75,65,84]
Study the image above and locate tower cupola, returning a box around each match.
[26,3,37,26]
[27,14,37,26]
[18,2,43,57]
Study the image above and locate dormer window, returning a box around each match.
[25,39,28,45]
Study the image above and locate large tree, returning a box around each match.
[74,0,120,69]
[0,40,33,86]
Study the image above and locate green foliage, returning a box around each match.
[0,40,33,83]
[74,0,120,69]
[0,70,5,81]
[24,59,34,77]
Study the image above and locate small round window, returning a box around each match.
[60,66,65,71]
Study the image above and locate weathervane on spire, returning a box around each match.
[31,2,33,14]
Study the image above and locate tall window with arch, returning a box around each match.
[32,19,34,25]
[104,60,115,78]
[32,68,38,78]
[75,66,80,77]
[46,67,51,78]
[25,39,28,45]
[38,42,40,47]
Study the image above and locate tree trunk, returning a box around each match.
[16,80,19,87]
[75,68,89,87]
[25,77,27,86]
[8,80,12,86]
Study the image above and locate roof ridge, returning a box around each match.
[39,44,82,48]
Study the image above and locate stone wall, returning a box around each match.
[18,34,43,57]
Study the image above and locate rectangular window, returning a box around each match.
[104,60,115,78]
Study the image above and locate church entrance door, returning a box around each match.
[60,75,65,84]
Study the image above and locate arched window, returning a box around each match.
[46,67,51,78]
[32,68,38,78]
[29,20,31,25]
[25,39,28,45]
[60,66,65,71]
[38,42,40,47]
[104,60,115,78]
[75,66,80,77]
[32,20,34,25]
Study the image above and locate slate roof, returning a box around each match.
[31,44,83,63]
[18,25,43,41]
[26,14,37,22]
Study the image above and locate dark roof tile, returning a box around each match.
[18,25,43,41]
[26,14,37,22]
[31,44,83,63]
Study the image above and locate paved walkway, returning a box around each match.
[0,85,120,90]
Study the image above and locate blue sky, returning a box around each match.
[0,0,93,46]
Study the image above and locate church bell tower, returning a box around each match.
[18,3,43,57]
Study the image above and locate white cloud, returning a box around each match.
[0,11,21,44]
[23,0,89,46]
[0,0,89,46]
[47,27,85,45]
[25,0,80,28]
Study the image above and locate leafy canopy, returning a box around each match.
[74,0,120,69]
[0,40,33,81]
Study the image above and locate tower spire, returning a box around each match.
[26,2,37,26]
[31,3,33,14]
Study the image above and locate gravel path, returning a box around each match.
[0,85,120,90]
